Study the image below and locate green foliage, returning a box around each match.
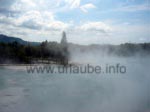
[0,40,69,64]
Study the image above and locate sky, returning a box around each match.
[0,0,149,44]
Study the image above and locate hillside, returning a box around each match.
[0,34,39,45]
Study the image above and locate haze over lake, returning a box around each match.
[0,57,150,112]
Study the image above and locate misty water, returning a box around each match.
[0,57,150,112]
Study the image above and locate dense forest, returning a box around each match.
[0,40,69,64]
[0,32,69,64]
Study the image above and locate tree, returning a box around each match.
[60,31,69,65]
[61,31,67,45]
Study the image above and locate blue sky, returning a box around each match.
[0,0,149,44]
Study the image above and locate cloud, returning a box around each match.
[118,3,150,12]
[0,9,70,31]
[65,0,81,9]
[63,0,96,12]
[80,3,96,13]
[79,22,112,33]
[0,0,149,44]
[17,11,70,31]
[0,0,97,16]
[0,0,97,33]
[11,0,36,12]
[0,0,20,15]
[0,0,16,9]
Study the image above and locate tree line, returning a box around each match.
[0,41,150,64]
[0,41,69,64]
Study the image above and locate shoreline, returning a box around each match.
[0,62,85,68]
[0,63,80,66]
[0,64,41,66]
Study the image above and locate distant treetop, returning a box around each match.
[61,31,67,45]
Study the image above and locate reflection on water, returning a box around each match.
[0,58,150,112]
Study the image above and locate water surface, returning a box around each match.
[0,57,150,112]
